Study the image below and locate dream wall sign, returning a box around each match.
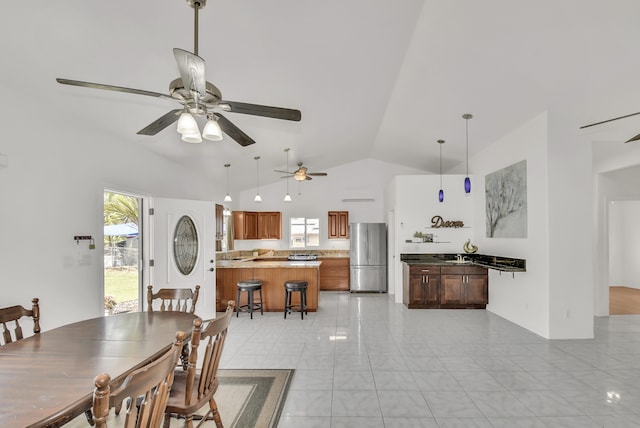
[485,160,527,238]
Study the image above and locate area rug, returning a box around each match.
[65,369,294,428]
[214,369,294,428]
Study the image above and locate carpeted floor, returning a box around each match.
[65,369,293,428]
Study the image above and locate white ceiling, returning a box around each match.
[6,0,640,192]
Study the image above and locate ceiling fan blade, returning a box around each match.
[580,111,640,129]
[214,113,256,146]
[274,169,294,174]
[305,176,312,180]
[56,78,174,101]
[173,48,206,98]
[280,175,294,179]
[218,100,302,122]
[307,172,328,176]
[625,132,640,143]
[137,109,182,136]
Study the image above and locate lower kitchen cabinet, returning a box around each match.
[403,263,488,309]
[441,266,488,308]
[319,257,349,291]
[403,264,440,308]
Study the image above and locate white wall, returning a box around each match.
[470,112,551,338]
[0,110,218,331]
[386,174,475,301]
[233,158,425,251]
[608,201,640,289]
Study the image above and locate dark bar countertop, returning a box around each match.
[400,253,526,273]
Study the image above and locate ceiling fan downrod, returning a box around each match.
[188,0,206,56]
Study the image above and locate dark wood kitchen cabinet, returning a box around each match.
[328,211,349,239]
[233,211,281,240]
[440,265,488,308]
[403,264,440,308]
[403,263,488,309]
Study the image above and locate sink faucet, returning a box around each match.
[456,254,463,262]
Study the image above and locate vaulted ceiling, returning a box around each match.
[6,0,640,192]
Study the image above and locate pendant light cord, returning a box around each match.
[465,118,469,176]
[439,142,442,187]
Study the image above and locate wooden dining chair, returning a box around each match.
[0,298,40,346]
[92,330,186,428]
[147,285,200,314]
[163,301,235,428]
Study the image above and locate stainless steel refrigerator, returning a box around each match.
[349,223,387,292]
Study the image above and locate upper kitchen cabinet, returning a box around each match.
[233,211,281,240]
[233,211,258,240]
[328,211,349,239]
[258,212,282,239]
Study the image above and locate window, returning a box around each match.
[290,217,320,248]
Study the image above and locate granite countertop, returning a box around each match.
[401,253,526,273]
[217,259,322,269]
[216,249,349,260]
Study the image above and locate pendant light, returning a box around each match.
[254,156,262,202]
[223,163,232,202]
[463,113,473,193]
[283,148,293,202]
[437,139,445,202]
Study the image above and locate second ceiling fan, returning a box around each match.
[276,162,328,181]
[56,0,301,146]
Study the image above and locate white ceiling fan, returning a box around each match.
[56,0,301,146]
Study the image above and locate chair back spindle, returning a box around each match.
[164,301,235,427]
[0,298,40,346]
[92,330,186,428]
[147,285,200,314]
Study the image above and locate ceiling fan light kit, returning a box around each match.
[202,115,223,141]
[56,0,301,147]
[177,110,199,135]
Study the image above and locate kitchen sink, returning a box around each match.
[444,260,472,264]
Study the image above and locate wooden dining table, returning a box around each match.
[0,311,197,428]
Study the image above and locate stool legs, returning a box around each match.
[284,288,307,319]
[248,288,254,319]
[259,288,264,315]
[236,285,263,319]
[236,287,241,318]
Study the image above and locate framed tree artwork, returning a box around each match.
[485,160,527,238]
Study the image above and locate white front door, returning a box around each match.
[146,197,216,320]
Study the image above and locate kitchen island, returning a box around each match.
[216,259,321,312]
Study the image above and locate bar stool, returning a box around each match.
[283,280,308,320]
[236,280,263,319]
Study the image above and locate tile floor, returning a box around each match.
[219,292,640,428]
